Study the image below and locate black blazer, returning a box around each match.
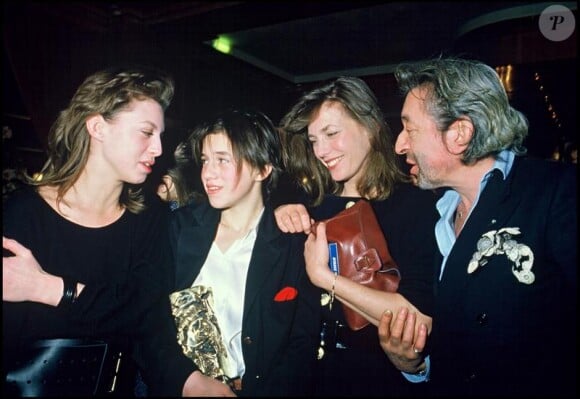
[169,200,320,397]
[430,157,577,397]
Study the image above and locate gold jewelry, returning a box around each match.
[329,273,338,311]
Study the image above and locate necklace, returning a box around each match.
[454,204,466,236]
[456,200,469,220]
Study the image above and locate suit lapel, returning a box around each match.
[440,167,522,292]
[242,207,284,321]
[174,203,219,291]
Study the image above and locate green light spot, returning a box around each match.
[212,37,231,54]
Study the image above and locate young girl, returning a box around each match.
[168,109,320,396]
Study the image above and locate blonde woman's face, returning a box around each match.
[307,101,371,195]
[100,99,165,185]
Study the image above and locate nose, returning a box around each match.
[201,160,217,180]
[394,129,408,155]
[150,135,163,158]
[312,138,330,159]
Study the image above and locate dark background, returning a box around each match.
[3,1,577,185]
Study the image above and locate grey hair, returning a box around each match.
[395,56,528,164]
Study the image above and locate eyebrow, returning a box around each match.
[139,120,161,131]
[309,124,336,136]
[202,150,231,156]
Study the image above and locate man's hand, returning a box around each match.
[378,307,429,374]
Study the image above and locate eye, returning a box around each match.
[326,130,339,137]
[141,130,154,137]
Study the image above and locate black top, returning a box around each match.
[2,186,195,396]
[310,182,440,316]
[307,182,441,397]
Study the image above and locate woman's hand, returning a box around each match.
[303,222,334,289]
[182,371,237,397]
[3,236,62,305]
[274,203,314,234]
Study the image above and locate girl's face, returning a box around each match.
[99,98,165,185]
[200,132,264,209]
[307,101,372,194]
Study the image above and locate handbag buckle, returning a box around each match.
[354,248,380,271]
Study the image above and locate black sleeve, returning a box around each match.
[270,171,305,208]
[129,195,197,395]
[378,184,440,315]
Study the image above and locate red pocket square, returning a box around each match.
[274,286,298,302]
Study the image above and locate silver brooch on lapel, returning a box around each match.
[467,227,535,284]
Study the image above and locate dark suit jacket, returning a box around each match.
[169,200,320,397]
[430,157,577,397]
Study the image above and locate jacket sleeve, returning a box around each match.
[130,197,198,395]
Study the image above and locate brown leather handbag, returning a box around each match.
[317,199,400,331]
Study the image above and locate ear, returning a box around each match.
[163,175,175,192]
[85,114,106,141]
[255,164,273,182]
[446,118,473,155]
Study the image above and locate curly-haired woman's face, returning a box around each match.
[99,99,165,185]
[307,101,372,196]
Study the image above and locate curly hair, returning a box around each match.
[28,66,175,213]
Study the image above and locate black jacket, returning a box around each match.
[169,200,320,396]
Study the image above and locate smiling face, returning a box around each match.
[307,101,372,195]
[395,87,455,190]
[97,98,165,185]
[200,132,264,210]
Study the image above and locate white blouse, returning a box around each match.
[192,208,263,379]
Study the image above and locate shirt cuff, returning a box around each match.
[402,355,430,383]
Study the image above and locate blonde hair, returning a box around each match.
[29,66,174,213]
